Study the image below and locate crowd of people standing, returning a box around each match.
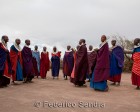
[0,35,140,91]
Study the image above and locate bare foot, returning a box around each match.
[111,82,116,85]
[104,86,109,92]
[136,86,140,90]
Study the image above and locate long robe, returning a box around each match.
[63,51,74,77]
[0,43,11,87]
[87,51,97,79]
[51,52,61,77]
[90,42,110,91]
[32,51,40,75]
[40,52,50,78]
[70,52,76,83]
[109,46,124,83]
[10,45,23,81]
[74,44,88,86]
[22,46,34,80]
[132,47,140,86]
[32,57,39,77]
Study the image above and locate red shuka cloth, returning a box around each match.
[40,52,50,78]
[0,43,11,79]
[108,74,121,82]
[132,53,140,76]
[132,72,140,86]
[132,52,140,86]
[51,52,61,57]
[71,52,76,78]
[10,49,22,81]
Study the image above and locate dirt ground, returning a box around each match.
[0,71,140,112]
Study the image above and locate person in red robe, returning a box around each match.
[0,35,12,88]
[63,45,74,80]
[132,38,140,90]
[74,39,88,87]
[40,47,50,79]
[10,39,23,84]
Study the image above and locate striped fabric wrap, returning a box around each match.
[132,52,140,76]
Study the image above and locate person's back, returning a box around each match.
[74,39,88,87]
[87,45,97,81]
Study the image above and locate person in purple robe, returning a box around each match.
[22,39,34,83]
[0,36,12,88]
[74,39,88,87]
[63,45,74,80]
[109,40,124,86]
[90,35,110,91]
[87,45,97,82]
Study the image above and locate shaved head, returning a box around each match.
[111,40,116,46]
[67,45,71,50]
[101,35,107,42]
[1,35,9,43]
[43,46,47,51]
[53,46,57,52]
[15,38,21,45]
[76,45,80,50]
[134,38,140,46]
[25,39,30,46]
[34,45,38,50]
[89,45,93,51]
[79,39,86,45]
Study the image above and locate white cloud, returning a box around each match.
[0,0,140,54]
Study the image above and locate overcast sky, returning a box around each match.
[0,0,140,53]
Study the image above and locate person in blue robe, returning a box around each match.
[51,47,61,79]
[32,45,40,77]
[109,40,124,86]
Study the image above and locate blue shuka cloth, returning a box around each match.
[0,45,7,77]
[110,53,123,77]
[110,46,124,77]
[90,72,107,91]
[16,60,23,81]
[51,56,60,77]
[32,51,40,72]
[133,47,140,53]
